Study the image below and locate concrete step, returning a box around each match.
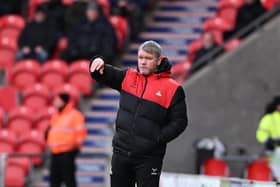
[86,111,117,118]
[154,10,215,17]
[160,1,218,7]
[139,32,199,39]
[90,99,119,106]
[147,21,203,28]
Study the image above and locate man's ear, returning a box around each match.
[157,55,164,65]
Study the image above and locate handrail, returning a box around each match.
[188,3,280,75]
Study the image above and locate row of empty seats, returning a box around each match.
[0,128,45,165]
[0,105,55,137]
[202,157,272,181]
[8,59,94,96]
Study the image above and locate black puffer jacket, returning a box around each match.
[90,58,188,157]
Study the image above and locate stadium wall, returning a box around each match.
[163,15,280,175]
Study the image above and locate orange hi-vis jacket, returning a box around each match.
[47,102,87,154]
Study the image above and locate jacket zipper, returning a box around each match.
[128,77,148,156]
[140,77,148,98]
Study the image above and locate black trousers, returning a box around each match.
[50,150,78,187]
[111,153,163,187]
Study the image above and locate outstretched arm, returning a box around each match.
[89,57,126,91]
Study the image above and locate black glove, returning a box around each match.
[265,138,275,151]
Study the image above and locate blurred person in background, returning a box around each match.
[256,96,280,151]
[61,2,117,63]
[90,40,188,187]
[190,32,223,73]
[46,93,87,187]
[64,0,88,35]
[16,6,57,62]
[0,0,23,16]
[224,0,266,40]
[110,0,148,40]
[41,0,67,37]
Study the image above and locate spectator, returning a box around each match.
[16,6,57,63]
[64,0,88,35]
[0,0,23,16]
[224,0,266,40]
[110,0,148,40]
[42,0,67,37]
[46,93,87,187]
[61,2,117,63]
[256,96,280,151]
[190,32,223,73]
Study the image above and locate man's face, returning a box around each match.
[86,8,98,22]
[34,11,45,23]
[202,32,215,48]
[277,104,280,112]
[53,96,65,109]
[138,49,160,76]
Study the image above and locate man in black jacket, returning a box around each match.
[89,40,188,187]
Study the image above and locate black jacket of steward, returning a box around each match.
[90,58,188,157]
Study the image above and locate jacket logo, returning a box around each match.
[151,168,159,175]
[155,91,162,97]
[130,83,136,88]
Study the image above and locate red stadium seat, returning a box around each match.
[35,106,56,134]
[245,158,272,181]
[10,59,40,90]
[188,39,203,62]
[7,157,31,176]
[40,59,68,91]
[0,15,25,39]
[0,86,18,113]
[0,108,4,127]
[68,60,94,95]
[203,17,232,44]
[53,37,68,58]
[62,0,74,5]
[22,83,51,112]
[0,36,17,68]
[17,130,45,165]
[218,0,244,26]
[224,38,242,51]
[97,0,111,17]
[171,60,191,84]
[0,15,25,30]
[5,164,25,187]
[54,83,80,106]
[201,158,230,177]
[109,16,129,51]
[7,106,34,138]
[262,0,280,10]
[0,129,17,154]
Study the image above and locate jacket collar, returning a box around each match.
[136,57,172,79]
